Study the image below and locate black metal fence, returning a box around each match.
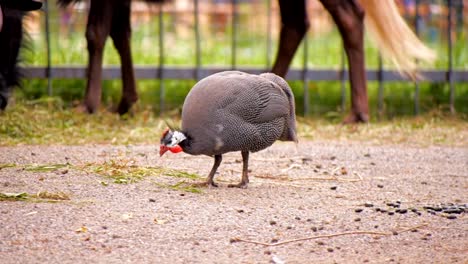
[23,0,467,115]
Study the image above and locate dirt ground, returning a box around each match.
[0,141,467,263]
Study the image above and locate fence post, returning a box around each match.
[448,0,455,114]
[231,0,238,69]
[194,0,201,80]
[377,54,384,119]
[340,46,346,113]
[158,4,165,115]
[266,0,272,70]
[45,0,52,96]
[414,0,420,115]
[303,34,309,116]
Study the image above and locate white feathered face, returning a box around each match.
[159,128,186,156]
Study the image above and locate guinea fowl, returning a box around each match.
[160,71,297,188]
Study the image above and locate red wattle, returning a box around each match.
[170,145,183,153]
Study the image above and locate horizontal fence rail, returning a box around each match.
[22,66,468,83]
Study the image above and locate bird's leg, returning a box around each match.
[228,151,249,188]
[193,154,222,187]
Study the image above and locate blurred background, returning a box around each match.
[17,0,468,120]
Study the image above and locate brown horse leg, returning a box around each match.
[110,0,137,115]
[84,0,113,113]
[271,0,310,77]
[320,0,369,123]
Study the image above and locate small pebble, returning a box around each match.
[354,218,361,222]
[271,238,279,243]
[149,198,156,202]
[377,184,384,188]
[396,209,408,214]
[311,227,318,232]
[446,215,457,220]
[355,208,363,213]
[327,248,334,252]
[392,231,398,235]
[237,209,244,213]
[364,203,374,208]
[269,220,277,225]
[330,186,337,190]
[388,212,395,215]
[443,209,463,214]
[295,216,301,220]
[317,241,325,246]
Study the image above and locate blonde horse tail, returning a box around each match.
[360,0,436,79]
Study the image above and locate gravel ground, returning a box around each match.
[0,141,467,263]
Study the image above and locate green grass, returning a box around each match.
[0,191,70,202]
[1,100,466,147]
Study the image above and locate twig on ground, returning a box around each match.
[231,223,429,247]
[281,164,303,173]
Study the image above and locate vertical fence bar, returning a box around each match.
[45,0,52,96]
[303,34,309,116]
[231,0,238,69]
[194,0,201,80]
[377,54,384,119]
[447,0,455,114]
[266,0,272,70]
[340,46,346,113]
[414,0,420,115]
[158,4,165,115]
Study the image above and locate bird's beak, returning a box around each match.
[159,145,169,157]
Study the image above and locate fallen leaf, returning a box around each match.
[75,226,88,233]
[154,218,167,225]
[0,192,28,199]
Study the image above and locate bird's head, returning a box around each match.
[159,128,186,157]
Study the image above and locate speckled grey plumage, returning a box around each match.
[180,71,297,156]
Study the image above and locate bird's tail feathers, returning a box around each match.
[260,73,298,143]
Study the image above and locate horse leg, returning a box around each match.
[83,0,113,113]
[271,0,309,77]
[320,0,369,123]
[110,0,137,115]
